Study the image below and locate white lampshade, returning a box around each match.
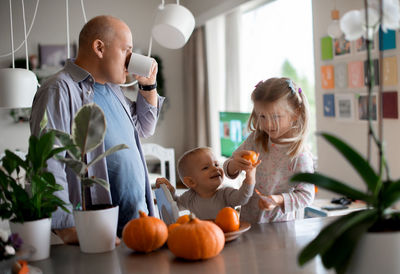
[152,4,195,49]
[327,9,343,39]
[328,20,343,39]
[0,68,38,108]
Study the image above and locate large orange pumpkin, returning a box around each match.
[122,211,168,253]
[167,215,225,260]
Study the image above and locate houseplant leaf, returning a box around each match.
[51,129,81,160]
[298,209,377,266]
[380,179,400,209]
[291,172,374,203]
[2,150,26,174]
[81,177,110,191]
[55,157,87,176]
[87,144,129,168]
[320,133,379,193]
[72,103,106,155]
[321,211,377,274]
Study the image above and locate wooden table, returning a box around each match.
[31,217,335,274]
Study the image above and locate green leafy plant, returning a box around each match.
[50,103,128,211]
[291,132,400,273]
[0,116,69,223]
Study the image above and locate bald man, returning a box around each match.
[30,15,164,243]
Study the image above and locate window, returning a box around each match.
[240,0,316,153]
[206,0,316,155]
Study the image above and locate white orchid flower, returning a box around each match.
[340,0,400,40]
[340,10,365,40]
[4,245,15,256]
[381,0,400,31]
[0,228,9,242]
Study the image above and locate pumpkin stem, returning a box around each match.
[139,210,148,218]
[189,213,202,224]
[189,212,196,221]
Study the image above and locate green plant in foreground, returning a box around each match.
[0,115,69,223]
[291,132,400,274]
[51,103,128,211]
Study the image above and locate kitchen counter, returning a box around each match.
[30,217,334,274]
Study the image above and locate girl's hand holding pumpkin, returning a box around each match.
[228,150,258,177]
[155,177,176,195]
[255,189,284,211]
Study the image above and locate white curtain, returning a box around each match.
[205,10,243,155]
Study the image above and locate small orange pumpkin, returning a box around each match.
[176,214,190,224]
[242,151,258,165]
[167,214,225,260]
[168,223,180,234]
[122,210,168,253]
[215,207,240,233]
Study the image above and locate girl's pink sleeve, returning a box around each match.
[281,152,315,214]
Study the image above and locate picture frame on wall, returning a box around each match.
[334,35,351,57]
[323,93,335,117]
[355,36,376,53]
[357,93,378,121]
[39,43,77,69]
[335,94,355,121]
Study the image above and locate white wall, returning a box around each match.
[312,0,400,197]
[0,0,185,158]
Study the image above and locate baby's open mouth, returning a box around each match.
[210,173,222,179]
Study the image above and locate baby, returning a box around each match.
[155,147,259,220]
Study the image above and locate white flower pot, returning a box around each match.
[9,218,51,261]
[347,230,400,274]
[73,205,119,253]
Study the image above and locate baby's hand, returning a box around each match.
[229,150,259,174]
[243,159,260,185]
[155,177,176,195]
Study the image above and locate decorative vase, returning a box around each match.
[347,231,400,274]
[73,205,119,253]
[9,218,51,261]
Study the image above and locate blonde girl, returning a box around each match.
[223,77,315,223]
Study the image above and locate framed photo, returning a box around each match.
[355,36,376,53]
[382,91,398,119]
[334,35,351,57]
[335,94,355,121]
[382,55,398,86]
[348,61,365,88]
[334,63,347,89]
[39,43,77,69]
[357,93,378,121]
[323,94,335,117]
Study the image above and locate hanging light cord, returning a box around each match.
[80,0,87,23]
[1,0,39,59]
[66,0,70,58]
[9,0,15,68]
[21,0,29,69]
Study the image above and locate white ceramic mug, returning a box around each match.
[152,3,195,49]
[128,53,153,77]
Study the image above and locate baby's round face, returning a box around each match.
[189,150,224,193]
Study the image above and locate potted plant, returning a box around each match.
[0,117,69,261]
[51,103,128,253]
[291,1,400,273]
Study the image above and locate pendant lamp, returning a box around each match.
[0,0,38,109]
[152,0,195,49]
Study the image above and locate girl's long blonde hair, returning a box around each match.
[248,77,310,158]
